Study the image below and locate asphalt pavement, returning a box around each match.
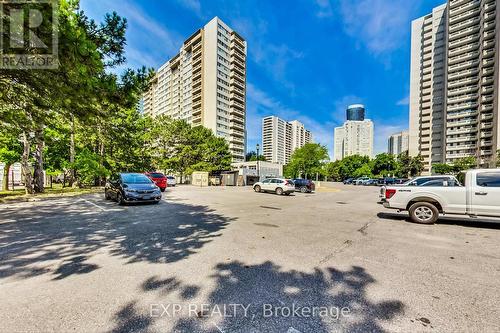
[0,183,499,332]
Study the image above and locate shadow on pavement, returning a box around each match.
[377,212,500,230]
[0,195,234,280]
[133,261,405,333]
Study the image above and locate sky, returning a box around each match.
[81,0,446,158]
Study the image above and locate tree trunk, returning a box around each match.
[69,116,76,187]
[33,128,45,193]
[2,163,11,191]
[21,132,34,195]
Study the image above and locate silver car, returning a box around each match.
[253,178,295,195]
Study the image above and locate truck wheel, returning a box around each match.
[409,202,439,224]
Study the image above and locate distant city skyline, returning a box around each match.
[81,1,447,159]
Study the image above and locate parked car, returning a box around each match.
[343,178,354,185]
[253,178,295,195]
[380,175,460,199]
[380,169,500,224]
[293,178,315,193]
[105,173,161,205]
[353,176,371,185]
[364,179,379,186]
[394,178,409,184]
[166,176,176,187]
[377,177,396,185]
[145,172,167,192]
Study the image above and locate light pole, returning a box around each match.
[256,144,260,180]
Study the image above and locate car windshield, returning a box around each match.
[149,173,165,178]
[121,174,152,184]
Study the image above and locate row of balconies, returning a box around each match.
[448,76,478,88]
[448,59,479,73]
[449,16,480,33]
[448,84,477,97]
[448,93,478,104]
[447,135,476,143]
[447,144,477,151]
[448,42,478,57]
[448,50,479,65]
[450,0,479,17]
[449,34,479,50]
[449,7,481,25]
[449,24,480,42]
[447,101,478,112]
[448,67,479,80]
[447,110,477,119]
[447,126,477,135]
[447,119,478,128]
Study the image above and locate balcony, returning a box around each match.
[447,127,477,135]
[450,0,479,17]
[448,93,478,104]
[446,118,478,127]
[481,122,493,130]
[449,16,480,33]
[447,135,476,143]
[481,113,493,121]
[448,43,478,57]
[448,67,479,80]
[480,150,493,156]
[449,8,481,25]
[448,59,479,73]
[230,100,245,110]
[447,110,477,119]
[447,144,477,151]
[448,76,478,88]
[446,152,474,159]
[480,131,493,138]
[449,25,480,42]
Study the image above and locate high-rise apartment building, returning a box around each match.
[262,116,313,164]
[388,131,410,155]
[334,105,374,160]
[410,0,500,173]
[144,17,247,162]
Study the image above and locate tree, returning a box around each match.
[245,151,266,162]
[284,143,329,179]
[335,155,371,180]
[453,156,476,172]
[371,153,396,177]
[0,128,22,191]
[353,164,373,178]
[432,163,454,175]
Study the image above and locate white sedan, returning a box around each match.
[253,178,295,195]
[166,176,176,187]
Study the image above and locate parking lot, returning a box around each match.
[0,184,499,332]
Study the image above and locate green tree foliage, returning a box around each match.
[284,143,329,179]
[0,1,154,191]
[371,153,397,177]
[245,151,266,162]
[432,156,476,175]
[432,163,454,175]
[146,117,232,181]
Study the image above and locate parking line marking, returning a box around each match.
[77,198,107,212]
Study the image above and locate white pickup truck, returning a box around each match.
[381,169,500,224]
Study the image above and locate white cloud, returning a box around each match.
[396,95,409,106]
[338,0,418,55]
[175,0,206,19]
[315,0,333,18]
[81,0,183,70]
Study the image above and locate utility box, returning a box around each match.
[192,171,209,187]
[221,171,239,186]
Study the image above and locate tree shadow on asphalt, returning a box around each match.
[377,212,500,230]
[116,262,404,332]
[0,196,234,280]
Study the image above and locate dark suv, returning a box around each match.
[292,179,315,193]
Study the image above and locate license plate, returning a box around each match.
[143,196,151,200]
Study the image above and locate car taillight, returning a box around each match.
[385,189,397,199]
